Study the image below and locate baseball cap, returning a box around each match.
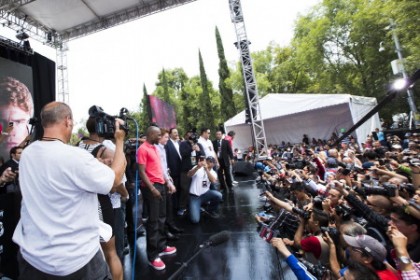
[343,234,386,262]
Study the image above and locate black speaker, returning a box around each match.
[233,161,254,176]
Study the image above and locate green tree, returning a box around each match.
[155,68,172,104]
[198,50,216,133]
[216,26,237,121]
[291,0,419,119]
[139,84,151,131]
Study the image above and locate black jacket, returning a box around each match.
[212,139,233,166]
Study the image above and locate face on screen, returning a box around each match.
[1,104,31,149]
[0,77,33,159]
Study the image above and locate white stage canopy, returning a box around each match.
[224,93,381,150]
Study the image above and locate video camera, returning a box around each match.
[88,105,129,139]
[258,208,299,242]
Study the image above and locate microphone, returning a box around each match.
[168,230,232,280]
[202,230,231,247]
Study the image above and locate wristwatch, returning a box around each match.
[398,255,411,264]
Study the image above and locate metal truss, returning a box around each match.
[0,0,197,103]
[56,42,69,104]
[59,0,197,41]
[229,0,267,159]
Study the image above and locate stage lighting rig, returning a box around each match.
[16,29,29,41]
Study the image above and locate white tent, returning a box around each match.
[224,93,381,150]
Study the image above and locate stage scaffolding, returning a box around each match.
[0,0,197,102]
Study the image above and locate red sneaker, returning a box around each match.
[149,258,166,270]
[159,246,177,257]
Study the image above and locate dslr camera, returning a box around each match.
[335,203,353,221]
[355,182,397,197]
[89,105,128,139]
[297,257,329,279]
[292,207,311,220]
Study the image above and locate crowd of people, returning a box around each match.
[0,81,419,279]
[0,100,238,278]
[254,131,419,279]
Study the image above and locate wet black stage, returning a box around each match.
[123,175,297,280]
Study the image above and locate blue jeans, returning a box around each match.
[189,190,223,223]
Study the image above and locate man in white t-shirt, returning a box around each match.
[197,128,219,167]
[13,102,127,279]
[187,156,222,223]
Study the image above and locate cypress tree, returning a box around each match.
[140,83,151,129]
[216,26,237,121]
[198,50,215,133]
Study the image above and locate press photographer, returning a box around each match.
[178,132,205,216]
[334,180,420,262]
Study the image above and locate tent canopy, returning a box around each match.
[1,0,197,43]
[225,93,381,150]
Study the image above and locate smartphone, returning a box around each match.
[8,121,14,127]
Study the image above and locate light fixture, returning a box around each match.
[392,78,408,91]
[378,41,385,52]
[16,29,29,41]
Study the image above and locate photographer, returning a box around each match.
[187,156,222,223]
[293,209,330,265]
[178,132,205,216]
[0,165,18,278]
[387,226,420,279]
[78,116,129,263]
[270,238,317,280]
[13,102,127,279]
[343,234,399,280]
[0,146,22,194]
[343,261,380,280]
[335,181,420,262]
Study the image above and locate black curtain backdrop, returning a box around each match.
[0,44,56,140]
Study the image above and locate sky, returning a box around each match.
[1,0,320,128]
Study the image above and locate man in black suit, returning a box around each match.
[213,130,234,191]
[164,128,183,234]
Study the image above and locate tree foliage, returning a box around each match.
[216,26,237,121]
[131,0,418,133]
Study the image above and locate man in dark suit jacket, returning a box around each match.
[165,128,182,191]
[164,128,183,234]
[213,130,234,191]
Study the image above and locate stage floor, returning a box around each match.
[123,176,298,280]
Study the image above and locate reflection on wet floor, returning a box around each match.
[124,176,297,280]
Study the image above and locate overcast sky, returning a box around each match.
[1,0,320,127]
